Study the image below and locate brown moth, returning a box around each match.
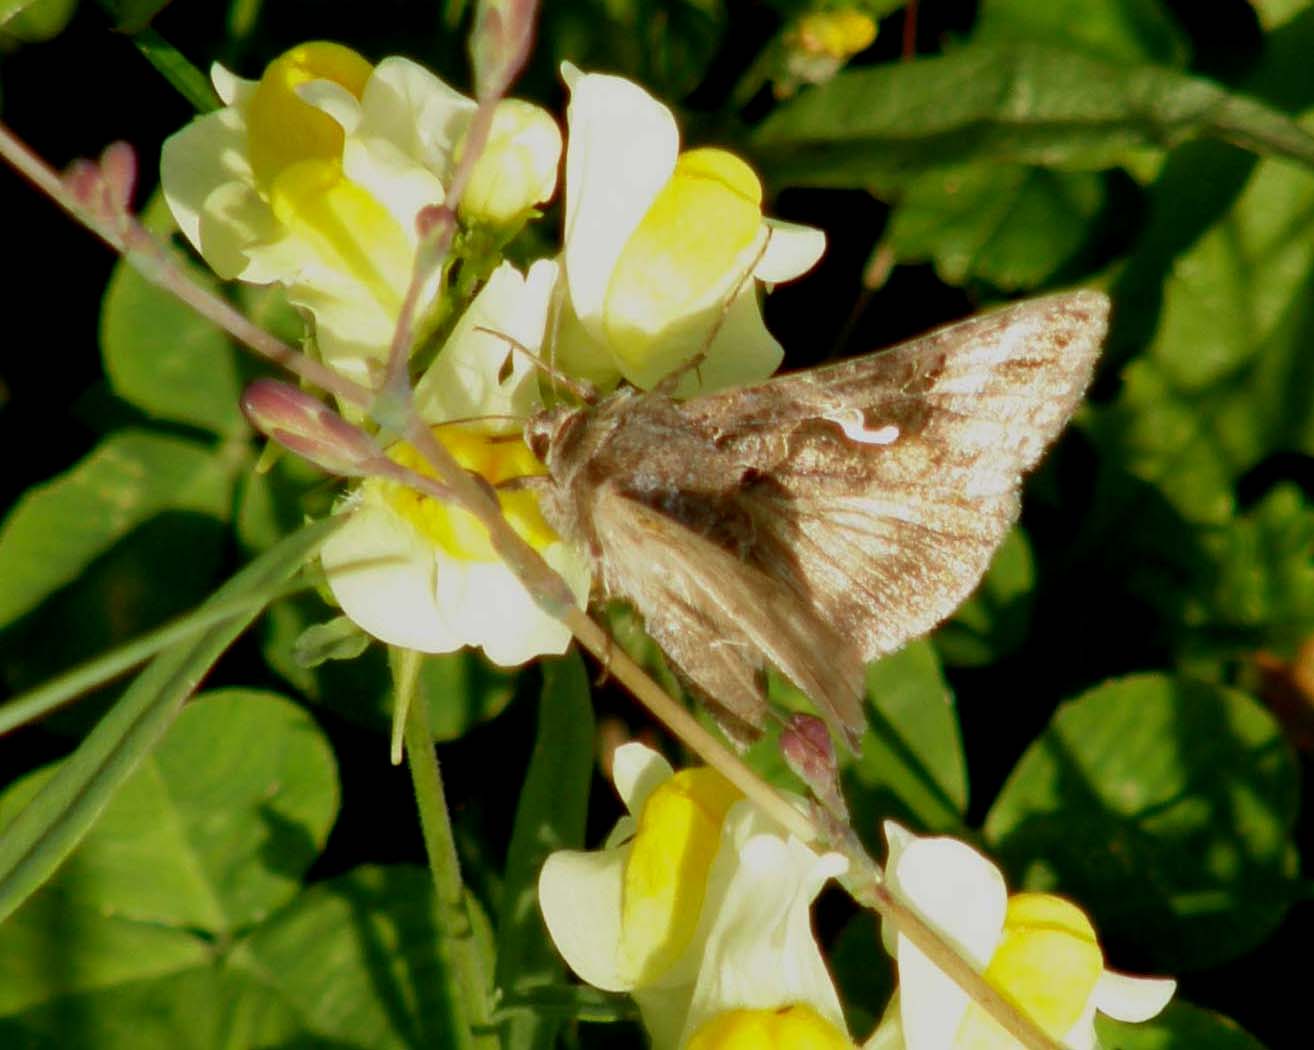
[524,291,1109,750]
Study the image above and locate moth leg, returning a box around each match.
[651,226,774,395]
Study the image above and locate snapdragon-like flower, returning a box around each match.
[539,743,849,1050]
[319,259,591,666]
[161,42,561,385]
[553,67,826,396]
[870,823,1176,1050]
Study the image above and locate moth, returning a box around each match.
[525,291,1108,750]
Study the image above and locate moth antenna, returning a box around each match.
[472,324,597,404]
[652,224,776,396]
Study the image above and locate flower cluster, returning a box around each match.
[538,745,1174,1050]
[163,42,1177,1050]
[163,42,822,666]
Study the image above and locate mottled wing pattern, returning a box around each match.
[686,290,1108,663]
[587,485,868,746]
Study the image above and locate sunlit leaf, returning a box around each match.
[985,674,1300,971]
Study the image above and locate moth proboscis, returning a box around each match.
[525,291,1109,752]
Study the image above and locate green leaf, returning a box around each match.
[752,43,1314,190]
[263,593,517,741]
[984,673,1300,971]
[846,640,968,836]
[495,653,594,1050]
[0,431,237,632]
[0,0,76,40]
[0,518,339,926]
[1096,1001,1270,1050]
[975,0,1189,66]
[100,195,245,436]
[1092,142,1314,526]
[232,865,466,1049]
[1179,485,1314,661]
[935,527,1036,667]
[293,615,371,666]
[886,165,1105,290]
[0,966,304,1050]
[0,689,337,1011]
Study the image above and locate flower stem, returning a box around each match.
[402,661,498,1050]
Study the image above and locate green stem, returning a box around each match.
[403,675,499,1050]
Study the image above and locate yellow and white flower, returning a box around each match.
[869,823,1176,1050]
[553,67,826,396]
[319,259,591,666]
[539,743,849,1050]
[161,42,561,386]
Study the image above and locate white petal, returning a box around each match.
[678,804,849,1044]
[358,56,476,177]
[562,71,678,340]
[197,180,285,283]
[322,503,461,653]
[1092,970,1176,1023]
[210,62,257,107]
[415,259,558,426]
[298,77,363,133]
[342,135,447,244]
[538,843,631,992]
[887,835,1007,1050]
[160,107,257,271]
[612,742,674,815]
[284,269,398,385]
[757,218,827,284]
[436,551,575,667]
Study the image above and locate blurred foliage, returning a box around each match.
[2,1,1312,1048]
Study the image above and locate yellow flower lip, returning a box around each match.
[687,1004,852,1050]
[379,424,558,562]
[602,146,765,380]
[617,766,743,985]
[958,892,1105,1049]
[246,41,374,190]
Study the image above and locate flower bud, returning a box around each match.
[459,98,561,231]
[241,379,383,477]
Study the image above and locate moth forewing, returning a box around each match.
[529,291,1109,751]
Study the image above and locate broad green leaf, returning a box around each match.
[0,0,75,39]
[935,527,1036,666]
[0,689,337,1011]
[846,640,968,836]
[496,654,594,1050]
[752,43,1314,190]
[232,865,466,1050]
[100,196,245,437]
[975,0,1188,66]
[0,966,304,1050]
[886,165,1105,290]
[985,674,1299,971]
[0,518,339,926]
[1092,143,1314,526]
[1097,1001,1270,1050]
[0,431,237,631]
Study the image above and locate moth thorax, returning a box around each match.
[524,404,586,470]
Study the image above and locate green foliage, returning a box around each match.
[4,1,1312,1048]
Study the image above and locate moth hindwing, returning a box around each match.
[526,290,1109,751]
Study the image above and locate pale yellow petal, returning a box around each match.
[562,69,678,340]
[758,218,827,284]
[539,844,631,992]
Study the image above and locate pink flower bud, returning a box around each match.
[241,379,384,477]
[781,714,848,821]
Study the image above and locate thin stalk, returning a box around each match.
[403,669,498,1050]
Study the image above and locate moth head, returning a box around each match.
[524,404,586,472]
